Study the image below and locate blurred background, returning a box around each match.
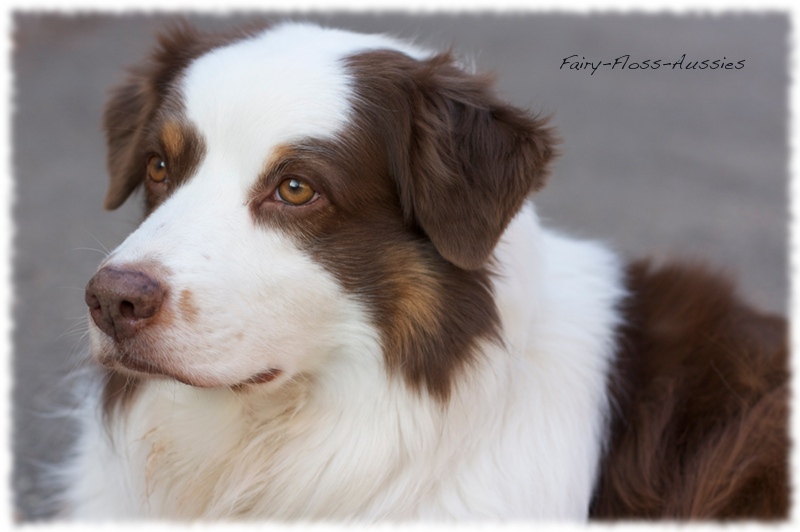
[11,13,787,520]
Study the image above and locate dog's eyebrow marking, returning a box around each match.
[143,119,206,214]
[161,122,185,158]
[249,143,308,203]
[262,143,299,177]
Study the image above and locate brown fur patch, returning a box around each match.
[346,50,558,270]
[590,260,789,519]
[247,50,556,401]
[249,139,500,402]
[177,289,199,322]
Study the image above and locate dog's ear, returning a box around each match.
[102,70,153,210]
[102,22,212,210]
[397,54,557,270]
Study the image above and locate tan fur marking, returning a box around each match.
[161,121,184,157]
[265,144,295,169]
[145,439,167,499]
[385,248,443,344]
[178,289,199,322]
[249,143,297,202]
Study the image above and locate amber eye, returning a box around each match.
[147,155,168,183]
[276,177,317,206]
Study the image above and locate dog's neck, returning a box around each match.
[101,202,625,519]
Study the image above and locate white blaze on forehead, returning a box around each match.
[180,22,427,184]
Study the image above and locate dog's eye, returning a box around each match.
[276,178,317,206]
[147,156,168,183]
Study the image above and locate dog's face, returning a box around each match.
[86,22,556,397]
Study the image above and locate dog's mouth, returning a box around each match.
[105,353,281,389]
[231,369,283,389]
[113,352,172,379]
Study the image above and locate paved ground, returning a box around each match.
[11,13,787,520]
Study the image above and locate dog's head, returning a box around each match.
[86,22,556,400]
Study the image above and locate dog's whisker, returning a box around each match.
[73,247,111,257]
[85,233,111,257]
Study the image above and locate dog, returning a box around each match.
[60,21,788,520]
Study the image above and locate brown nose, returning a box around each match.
[85,267,166,341]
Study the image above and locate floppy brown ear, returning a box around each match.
[398,54,557,270]
[102,22,217,210]
[102,71,152,210]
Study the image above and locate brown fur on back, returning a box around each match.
[591,260,789,519]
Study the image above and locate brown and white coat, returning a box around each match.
[61,22,788,520]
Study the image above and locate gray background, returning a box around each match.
[11,13,788,521]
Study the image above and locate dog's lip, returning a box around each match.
[112,353,169,378]
[233,369,283,389]
[101,351,281,389]
[110,353,207,386]
[105,352,207,387]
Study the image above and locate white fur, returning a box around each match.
[62,23,627,520]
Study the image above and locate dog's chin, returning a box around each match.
[95,348,281,389]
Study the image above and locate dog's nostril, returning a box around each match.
[86,293,101,310]
[119,300,136,319]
